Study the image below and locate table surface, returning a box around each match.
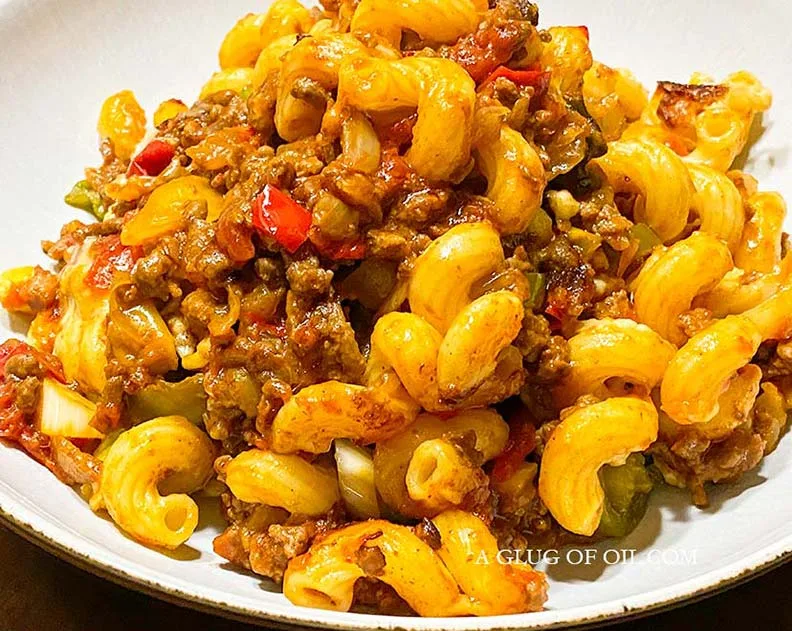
[2,524,789,630]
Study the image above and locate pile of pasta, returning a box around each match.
[0,0,789,619]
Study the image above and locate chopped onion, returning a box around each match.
[341,113,381,174]
[37,378,103,439]
[334,439,380,519]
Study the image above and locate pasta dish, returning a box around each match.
[0,0,788,617]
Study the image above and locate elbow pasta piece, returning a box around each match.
[665,280,792,426]
[735,192,787,274]
[582,61,648,141]
[538,397,658,536]
[685,71,772,170]
[269,372,420,454]
[661,316,762,425]
[555,318,676,407]
[632,232,733,346]
[251,34,298,88]
[283,510,546,616]
[200,67,255,99]
[695,253,792,317]
[259,0,314,48]
[275,33,370,142]
[370,311,444,412]
[338,56,476,181]
[284,519,470,615]
[626,72,771,171]
[742,283,792,341]
[97,90,146,161]
[474,123,546,234]
[96,416,215,549]
[539,26,593,96]
[219,13,269,69]
[660,365,762,442]
[225,449,340,516]
[375,410,509,518]
[372,309,523,412]
[436,290,524,400]
[351,0,486,46]
[590,138,694,242]
[219,0,313,69]
[405,438,485,513]
[409,222,504,333]
[687,163,745,252]
[431,510,548,615]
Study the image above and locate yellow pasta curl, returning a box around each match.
[283,510,546,615]
[374,410,508,518]
[632,232,733,346]
[582,61,648,141]
[538,397,658,536]
[474,122,546,234]
[276,33,371,142]
[338,56,476,181]
[95,416,215,549]
[555,318,676,407]
[590,138,694,242]
[225,449,340,516]
[735,191,786,274]
[687,163,745,252]
[409,222,504,333]
[351,0,486,47]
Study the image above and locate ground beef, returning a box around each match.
[513,313,552,362]
[678,308,715,339]
[182,215,237,285]
[352,579,415,615]
[42,217,124,261]
[439,2,539,83]
[213,502,345,583]
[286,257,333,298]
[650,381,790,508]
[286,294,366,385]
[536,336,570,382]
[579,199,633,251]
[592,289,636,320]
[534,234,596,320]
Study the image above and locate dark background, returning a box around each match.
[1,525,789,630]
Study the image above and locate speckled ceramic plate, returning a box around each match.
[1,0,792,628]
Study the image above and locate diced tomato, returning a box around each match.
[127,139,176,177]
[491,411,537,484]
[377,114,418,148]
[312,235,368,261]
[480,67,551,96]
[85,236,143,289]
[251,185,312,254]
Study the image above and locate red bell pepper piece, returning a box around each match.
[481,66,551,95]
[490,413,537,484]
[252,185,312,254]
[127,139,176,177]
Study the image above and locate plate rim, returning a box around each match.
[1,482,791,630]
[2,0,792,627]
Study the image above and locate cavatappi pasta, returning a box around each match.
[0,0,789,618]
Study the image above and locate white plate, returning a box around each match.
[0,0,791,628]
